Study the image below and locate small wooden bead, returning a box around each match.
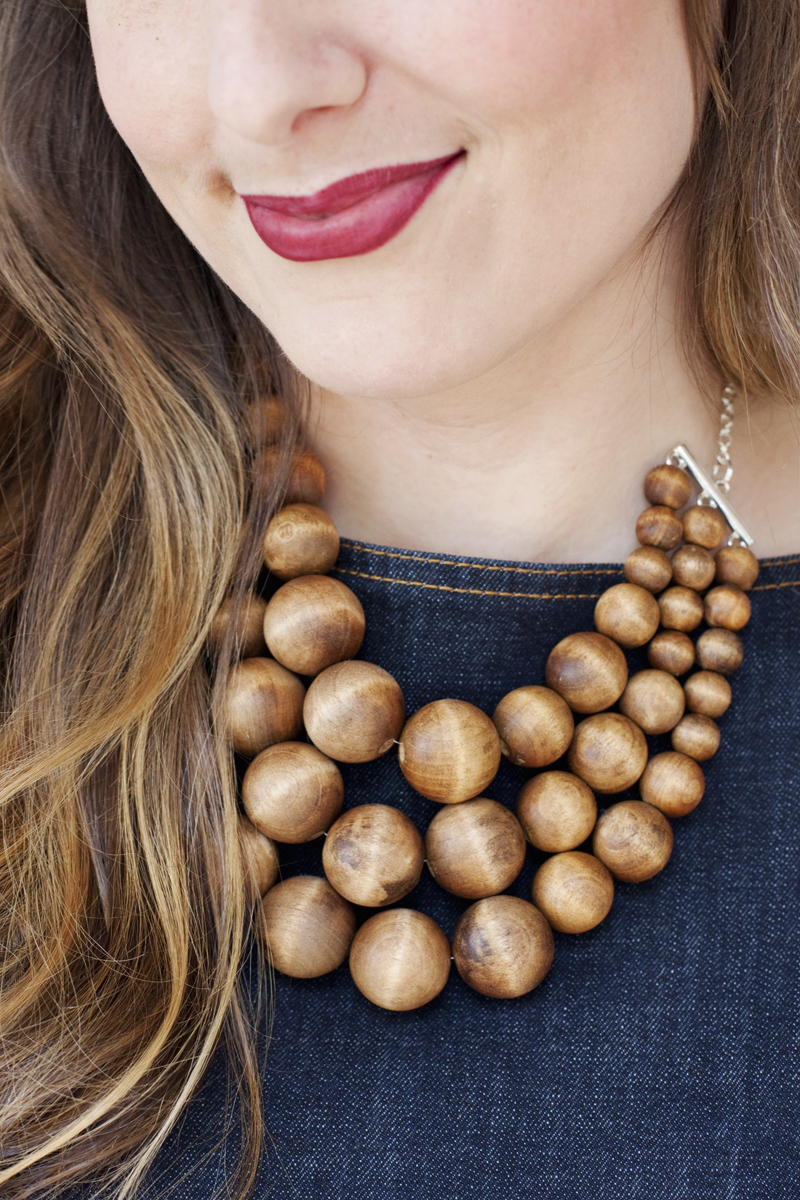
[208,593,267,659]
[492,685,574,767]
[223,657,305,758]
[425,798,526,899]
[657,585,705,632]
[263,503,340,581]
[639,751,705,818]
[247,395,284,448]
[349,909,450,1011]
[238,814,279,899]
[696,627,744,675]
[453,896,554,999]
[704,584,751,631]
[635,505,683,551]
[594,583,660,648]
[304,660,405,763]
[671,713,721,761]
[619,669,685,735]
[568,713,649,794]
[398,699,501,803]
[624,546,673,593]
[259,446,326,506]
[264,575,365,676]
[259,876,356,978]
[684,670,732,718]
[545,632,628,714]
[644,463,692,509]
[647,630,695,676]
[323,804,424,907]
[531,851,614,934]
[592,800,673,883]
[516,771,597,853]
[670,544,716,591]
[242,741,343,843]
[714,544,759,590]
[682,504,728,549]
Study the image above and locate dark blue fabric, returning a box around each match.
[149,543,800,1200]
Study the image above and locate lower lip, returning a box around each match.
[242,153,463,263]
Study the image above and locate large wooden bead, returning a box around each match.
[670,544,715,592]
[260,446,326,505]
[704,584,751,631]
[671,713,720,761]
[304,661,405,762]
[714,544,759,590]
[647,630,695,676]
[658,585,705,632]
[425,798,526,899]
[516,771,597,853]
[592,800,673,883]
[635,505,683,551]
[209,593,268,659]
[619,669,685,735]
[398,699,501,803]
[223,657,305,757]
[594,583,660,649]
[682,503,728,549]
[644,463,692,509]
[453,896,554,999]
[323,804,424,907]
[492,685,574,767]
[531,851,614,934]
[264,575,365,675]
[624,546,672,593]
[696,627,744,675]
[242,741,343,843]
[568,713,648,794]
[546,632,628,714]
[259,876,356,978]
[238,814,279,899]
[247,394,284,448]
[684,670,732,718]
[349,909,450,1011]
[263,503,340,581]
[639,751,705,818]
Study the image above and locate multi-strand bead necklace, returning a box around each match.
[218,389,757,1011]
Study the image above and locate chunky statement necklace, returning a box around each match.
[220,388,757,1011]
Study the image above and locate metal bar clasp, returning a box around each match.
[667,445,755,547]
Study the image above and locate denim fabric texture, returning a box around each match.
[142,543,800,1199]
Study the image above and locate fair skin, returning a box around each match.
[87,0,799,560]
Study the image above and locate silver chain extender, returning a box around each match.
[711,384,736,495]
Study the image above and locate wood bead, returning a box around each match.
[682,503,728,549]
[647,630,695,676]
[639,751,705,818]
[670,544,715,591]
[425,798,526,899]
[696,627,744,675]
[453,896,554,999]
[635,505,683,551]
[223,657,305,758]
[594,583,660,648]
[398,699,501,803]
[208,593,267,659]
[264,575,365,676]
[531,851,614,934]
[247,395,284,448]
[592,800,673,883]
[657,585,705,632]
[492,685,574,768]
[259,876,356,978]
[238,814,279,899]
[567,713,648,794]
[242,741,343,843]
[624,546,672,593]
[304,660,405,763]
[259,446,326,506]
[704,584,751,631]
[322,804,424,907]
[545,632,628,714]
[619,669,685,735]
[516,771,597,853]
[349,909,450,1011]
[671,713,720,761]
[263,504,340,581]
[643,463,692,509]
[684,670,732,718]
[714,544,759,590]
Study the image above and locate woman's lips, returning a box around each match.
[241,152,464,262]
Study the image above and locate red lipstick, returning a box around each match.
[242,151,464,262]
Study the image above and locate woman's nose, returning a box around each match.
[209,0,368,146]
